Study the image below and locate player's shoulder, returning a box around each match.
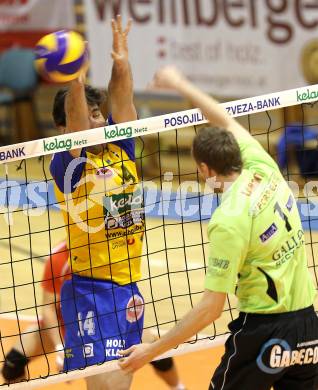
[209,194,253,238]
[209,213,251,235]
[217,173,253,214]
[238,136,280,175]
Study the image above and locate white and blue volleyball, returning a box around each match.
[34,30,88,83]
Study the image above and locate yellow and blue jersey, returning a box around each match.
[50,116,144,285]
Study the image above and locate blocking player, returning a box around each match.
[119,66,318,390]
[1,242,186,390]
[49,17,187,390]
[49,15,142,390]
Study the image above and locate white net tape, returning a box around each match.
[0,83,317,165]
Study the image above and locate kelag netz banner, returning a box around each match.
[84,0,318,97]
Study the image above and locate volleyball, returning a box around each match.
[34,30,88,83]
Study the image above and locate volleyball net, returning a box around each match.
[0,84,318,388]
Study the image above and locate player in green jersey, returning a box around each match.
[119,66,318,390]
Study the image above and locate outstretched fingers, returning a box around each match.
[123,19,132,37]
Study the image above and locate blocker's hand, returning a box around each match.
[77,65,88,85]
[150,65,187,91]
[72,41,89,85]
[118,343,154,373]
[111,15,132,64]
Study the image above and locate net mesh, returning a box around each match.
[0,96,318,388]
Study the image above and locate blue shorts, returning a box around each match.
[60,275,144,371]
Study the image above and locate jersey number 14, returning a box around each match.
[77,311,96,337]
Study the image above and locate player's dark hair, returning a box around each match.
[52,84,105,127]
[192,126,243,176]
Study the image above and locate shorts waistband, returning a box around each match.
[240,305,315,323]
[72,274,136,288]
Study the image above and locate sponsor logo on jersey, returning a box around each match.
[106,223,144,239]
[272,229,304,266]
[126,294,144,323]
[83,343,94,358]
[210,258,229,270]
[104,189,143,217]
[105,211,144,231]
[105,339,125,357]
[207,257,230,277]
[104,188,145,233]
[127,237,135,245]
[250,173,280,216]
[257,338,318,374]
[0,147,25,161]
[111,237,136,250]
[96,166,114,179]
[241,173,263,197]
[65,348,74,359]
[260,223,278,243]
[112,238,126,250]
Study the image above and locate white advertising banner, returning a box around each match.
[0,0,74,31]
[0,82,317,163]
[84,0,318,97]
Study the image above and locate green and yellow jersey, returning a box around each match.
[205,136,316,313]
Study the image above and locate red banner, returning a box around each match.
[0,0,75,51]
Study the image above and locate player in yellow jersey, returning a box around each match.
[49,16,144,390]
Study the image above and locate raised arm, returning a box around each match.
[151,66,252,141]
[64,71,89,157]
[108,15,137,123]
